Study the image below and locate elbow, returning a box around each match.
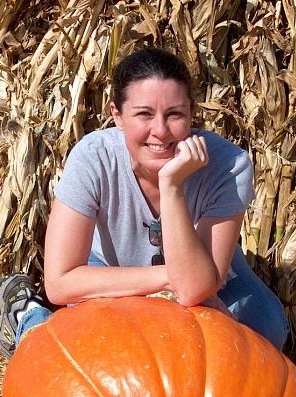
[176,281,221,308]
[175,288,207,307]
[177,296,197,307]
[45,279,69,306]
[177,292,205,307]
[45,289,63,306]
[47,294,65,307]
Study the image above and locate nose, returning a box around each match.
[151,115,170,139]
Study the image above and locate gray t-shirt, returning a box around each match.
[55,127,255,269]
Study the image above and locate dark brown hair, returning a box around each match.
[112,47,193,111]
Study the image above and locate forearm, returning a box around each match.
[45,264,171,306]
[160,184,220,306]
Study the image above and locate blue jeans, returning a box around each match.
[218,247,289,349]
[15,253,107,345]
[15,307,52,345]
[16,248,289,349]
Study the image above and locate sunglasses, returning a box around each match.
[143,220,165,266]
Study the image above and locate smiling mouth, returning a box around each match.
[145,143,173,152]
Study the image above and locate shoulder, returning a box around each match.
[73,127,124,154]
[67,127,125,167]
[192,128,244,156]
[191,128,252,170]
[186,129,255,217]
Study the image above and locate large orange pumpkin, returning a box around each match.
[3,296,296,396]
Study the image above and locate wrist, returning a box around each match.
[158,177,183,194]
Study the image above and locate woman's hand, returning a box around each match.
[158,135,209,187]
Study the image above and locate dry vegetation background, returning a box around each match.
[0,0,296,382]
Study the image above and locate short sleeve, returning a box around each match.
[201,151,255,217]
[54,139,100,218]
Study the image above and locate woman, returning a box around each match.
[0,47,289,360]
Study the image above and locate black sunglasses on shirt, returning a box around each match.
[143,220,165,266]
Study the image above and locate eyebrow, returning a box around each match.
[132,105,188,110]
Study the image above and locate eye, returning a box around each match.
[167,111,184,119]
[136,111,152,118]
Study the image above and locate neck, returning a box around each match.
[134,173,160,218]
[133,165,159,188]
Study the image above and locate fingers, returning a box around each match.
[194,135,209,164]
[159,134,209,184]
[178,135,209,165]
[193,135,208,159]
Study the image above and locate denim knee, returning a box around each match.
[219,276,289,350]
[219,247,290,349]
[16,306,52,346]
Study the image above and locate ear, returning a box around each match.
[110,102,124,130]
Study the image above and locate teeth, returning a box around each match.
[147,144,169,151]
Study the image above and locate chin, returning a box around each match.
[151,158,172,172]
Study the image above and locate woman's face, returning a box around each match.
[111,78,192,177]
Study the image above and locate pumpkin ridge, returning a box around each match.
[188,306,292,396]
[234,318,290,397]
[114,299,168,396]
[45,318,106,396]
[48,299,172,396]
[282,357,296,396]
[119,297,207,395]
